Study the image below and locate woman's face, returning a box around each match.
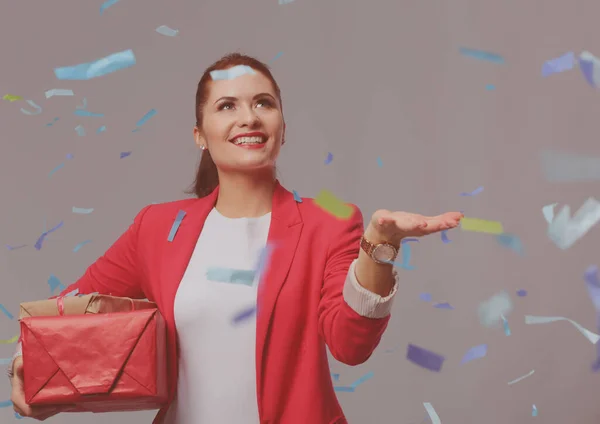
[194,69,284,174]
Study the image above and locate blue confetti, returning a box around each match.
[434,302,454,310]
[324,152,333,165]
[46,117,59,127]
[48,162,64,177]
[331,373,339,382]
[100,0,120,14]
[167,210,186,242]
[97,125,106,134]
[210,65,256,81]
[333,386,354,392]
[485,84,495,90]
[206,267,255,286]
[47,275,62,293]
[35,221,63,250]
[0,400,12,408]
[54,49,136,80]
[74,110,104,117]
[66,153,74,160]
[542,52,575,77]
[419,293,432,302]
[376,157,383,167]
[232,306,256,324]
[0,304,14,320]
[459,186,483,196]
[517,289,528,297]
[532,405,538,417]
[460,344,487,364]
[292,190,302,203]
[73,240,92,252]
[496,233,524,255]
[75,125,85,136]
[135,109,157,128]
[459,47,505,64]
[350,371,374,389]
[501,315,511,336]
[120,151,132,159]
[273,52,283,61]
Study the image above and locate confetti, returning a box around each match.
[167,210,186,242]
[232,306,256,324]
[331,373,339,382]
[324,152,333,165]
[478,291,513,328]
[72,207,94,214]
[507,369,534,385]
[0,335,19,344]
[54,49,136,80]
[279,0,295,4]
[525,315,600,344]
[385,239,418,270]
[45,89,74,98]
[0,304,14,320]
[155,25,179,36]
[3,94,22,102]
[459,47,505,64]
[496,233,524,255]
[49,163,64,177]
[423,402,441,424]
[376,157,383,167]
[440,230,451,243]
[350,371,374,389]
[517,289,527,297]
[0,358,13,365]
[74,125,85,136]
[20,100,42,115]
[74,109,104,117]
[541,52,575,77]
[206,267,255,286]
[540,149,600,182]
[460,217,504,235]
[579,51,600,88]
[460,344,487,364]
[333,386,354,392]
[459,186,483,196]
[46,117,59,127]
[583,265,600,311]
[6,244,26,251]
[501,314,511,336]
[76,97,87,109]
[97,125,106,134]
[35,221,63,250]
[485,84,495,90]
[100,0,120,15]
[314,189,354,220]
[419,293,432,302]
[119,151,132,159]
[547,197,600,250]
[47,274,63,293]
[292,190,302,203]
[135,108,157,128]
[406,344,445,372]
[273,52,283,61]
[433,302,454,310]
[210,65,256,81]
[532,404,538,417]
[73,240,92,252]
[542,203,557,223]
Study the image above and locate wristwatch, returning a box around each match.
[360,236,399,264]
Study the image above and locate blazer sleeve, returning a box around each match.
[54,205,152,299]
[317,206,394,366]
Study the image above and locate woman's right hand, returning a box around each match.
[10,356,63,421]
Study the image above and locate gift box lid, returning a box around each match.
[19,294,157,320]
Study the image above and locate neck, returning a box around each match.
[214,170,276,218]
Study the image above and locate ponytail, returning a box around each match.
[191,149,219,198]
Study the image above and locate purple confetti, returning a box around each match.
[459,186,484,196]
[440,230,451,244]
[324,152,333,165]
[461,344,487,364]
[120,151,132,159]
[579,56,596,88]
[6,244,26,251]
[419,293,432,302]
[34,221,64,250]
[433,302,454,310]
[541,52,575,77]
[406,344,445,372]
[232,306,256,324]
[517,289,527,297]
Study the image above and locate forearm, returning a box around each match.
[354,224,400,297]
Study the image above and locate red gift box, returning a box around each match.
[19,298,168,413]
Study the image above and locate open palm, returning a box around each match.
[370,209,463,240]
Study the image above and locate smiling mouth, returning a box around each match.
[231,136,267,146]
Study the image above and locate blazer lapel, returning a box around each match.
[256,181,303,403]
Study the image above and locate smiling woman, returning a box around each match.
[190,54,285,199]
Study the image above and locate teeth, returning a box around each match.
[233,136,265,145]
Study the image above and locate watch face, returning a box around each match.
[373,244,397,263]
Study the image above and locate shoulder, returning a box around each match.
[293,191,365,232]
[134,198,198,225]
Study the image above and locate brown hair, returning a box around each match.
[188,53,283,198]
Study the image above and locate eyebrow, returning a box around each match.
[213,93,277,105]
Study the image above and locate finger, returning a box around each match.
[32,406,60,420]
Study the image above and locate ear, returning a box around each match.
[193,126,205,149]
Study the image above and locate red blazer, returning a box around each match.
[56,181,391,424]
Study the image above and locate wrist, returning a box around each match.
[364,224,402,248]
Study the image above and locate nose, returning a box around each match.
[237,105,260,128]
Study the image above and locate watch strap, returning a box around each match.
[360,236,399,263]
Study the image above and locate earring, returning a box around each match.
[200,145,206,150]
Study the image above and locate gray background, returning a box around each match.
[0,0,599,422]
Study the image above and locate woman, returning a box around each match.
[10,53,462,423]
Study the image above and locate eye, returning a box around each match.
[256,98,274,108]
[218,101,234,111]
